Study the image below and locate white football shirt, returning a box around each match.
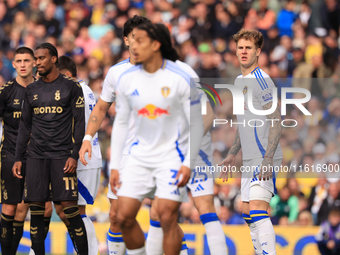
[100,58,135,155]
[234,67,283,160]
[110,60,204,169]
[78,81,102,170]
[175,61,213,166]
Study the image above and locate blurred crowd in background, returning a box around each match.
[1,0,340,229]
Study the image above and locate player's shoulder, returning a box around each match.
[249,67,272,90]
[164,60,191,85]
[60,74,82,89]
[79,81,95,100]
[0,78,16,94]
[108,58,133,75]
[175,60,199,79]
[118,64,142,82]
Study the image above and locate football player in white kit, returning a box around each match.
[79,16,152,255]
[108,22,203,255]
[56,56,102,255]
[146,57,228,254]
[219,29,283,255]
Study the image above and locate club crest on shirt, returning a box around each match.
[13,99,20,105]
[243,86,248,95]
[55,90,61,101]
[161,87,170,98]
[33,94,38,100]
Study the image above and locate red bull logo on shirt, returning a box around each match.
[137,104,170,119]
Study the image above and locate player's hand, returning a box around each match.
[79,140,92,166]
[327,240,335,249]
[176,165,191,187]
[110,169,120,195]
[259,157,273,181]
[218,154,235,182]
[64,158,77,173]
[12,161,23,179]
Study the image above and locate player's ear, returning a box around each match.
[12,61,15,69]
[124,36,129,47]
[152,40,161,52]
[256,47,261,57]
[51,56,57,64]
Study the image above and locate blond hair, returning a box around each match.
[233,29,264,49]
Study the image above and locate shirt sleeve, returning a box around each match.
[100,68,116,103]
[71,82,85,160]
[15,89,32,162]
[254,75,276,107]
[179,78,204,169]
[109,77,131,170]
[0,85,8,117]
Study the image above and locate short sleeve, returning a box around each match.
[100,68,116,103]
[254,74,276,107]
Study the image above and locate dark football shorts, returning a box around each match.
[0,161,26,204]
[24,158,78,203]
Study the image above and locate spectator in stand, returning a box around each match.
[243,0,276,34]
[270,185,299,224]
[213,3,238,41]
[297,210,314,226]
[276,0,297,38]
[316,207,340,255]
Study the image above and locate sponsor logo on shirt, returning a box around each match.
[76,97,85,108]
[137,104,170,119]
[33,106,63,114]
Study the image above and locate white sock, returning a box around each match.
[250,210,276,255]
[126,246,146,255]
[200,213,228,255]
[146,220,163,255]
[107,229,126,255]
[249,223,262,255]
[82,215,99,255]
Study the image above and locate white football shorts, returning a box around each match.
[77,168,101,206]
[187,150,214,198]
[241,157,283,202]
[117,155,188,202]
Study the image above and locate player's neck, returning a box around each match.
[142,53,163,73]
[241,62,259,77]
[42,68,59,83]
[16,75,34,87]
[129,54,136,65]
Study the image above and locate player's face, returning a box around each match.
[124,28,137,61]
[236,38,261,68]
[34,48,57,77]
[132,29,160,64]
[12,53,35,78]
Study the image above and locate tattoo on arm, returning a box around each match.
[90,115,98,124]
[228,128,241,156]
[263,102,282,158]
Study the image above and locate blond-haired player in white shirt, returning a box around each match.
[220,29,283,255]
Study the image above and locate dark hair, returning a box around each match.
[14,47,34,58]
[123,15,151,37]
[36,43,58,63]
[56,55,77,77]
[137,23,179,62]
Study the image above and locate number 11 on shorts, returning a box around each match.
[63,177,75,190]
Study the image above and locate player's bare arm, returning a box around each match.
[79,98,111,165]
[260,101,282,181]
[219,128,241,181]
